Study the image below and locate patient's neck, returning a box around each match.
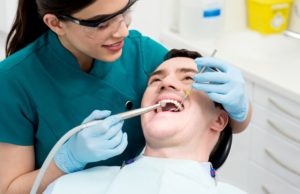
[143,145,210,163]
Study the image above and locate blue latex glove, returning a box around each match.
[55,110,128,173]
[192,57,248,122]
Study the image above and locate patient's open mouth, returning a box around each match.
[156,99,184,112]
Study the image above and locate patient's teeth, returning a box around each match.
[157,107,162,113]
[158,99,184,112]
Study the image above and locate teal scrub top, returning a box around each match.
[0,30,168,168]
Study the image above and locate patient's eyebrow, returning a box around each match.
[177,68,198,74]
[149,67,198,79]
[149,69,166,79]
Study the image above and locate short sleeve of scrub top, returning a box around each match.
[0,29,168,168]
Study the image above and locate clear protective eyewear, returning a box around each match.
[57,0,137,38]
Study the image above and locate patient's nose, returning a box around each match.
[160,76,179,91]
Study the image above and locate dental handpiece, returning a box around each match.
[29,101,167,194]
[81,101,167,129]
[116,101,167,120]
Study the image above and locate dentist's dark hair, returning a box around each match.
[5,0,96,57]
[164,49,232,170]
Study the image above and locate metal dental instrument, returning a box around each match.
[181,89,192,101]
[181,49,220,102]
[199,49,219,73]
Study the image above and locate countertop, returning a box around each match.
[160,29,300,104]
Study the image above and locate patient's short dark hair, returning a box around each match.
[164,49,203,60]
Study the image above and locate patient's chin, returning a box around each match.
[143,123,178,141]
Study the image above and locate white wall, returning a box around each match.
[223,0,247,33]
[0,0,18,59]
[0,0,162,37]
[129,0,162,41]
[0,32,6,60]
[0,0,18,33]
[131,0,248,39]
[0,0,247,60]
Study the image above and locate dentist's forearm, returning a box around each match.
[4,161,64,194]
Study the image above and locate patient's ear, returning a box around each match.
[211,109,229,132]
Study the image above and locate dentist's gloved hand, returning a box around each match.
[54,110,128,173]
[192,57,249,122]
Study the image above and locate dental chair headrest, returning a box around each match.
[209,125,233,170]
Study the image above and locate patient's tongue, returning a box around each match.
[162,103,178,112]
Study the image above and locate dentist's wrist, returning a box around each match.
[228,97,249,122]
[54,143,86,174]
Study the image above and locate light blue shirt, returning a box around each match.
[44,156,247,194]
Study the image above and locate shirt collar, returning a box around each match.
[47,30,82,70]
[128,156,215,179]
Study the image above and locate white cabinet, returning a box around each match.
[248,162,300,194]
[247,84,300,193]
[216,68,300,194]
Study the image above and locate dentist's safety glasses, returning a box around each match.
[82,10,132,39]
[57,0,137,39]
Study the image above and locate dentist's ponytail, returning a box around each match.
[5,0,96,57]
[5,0,47,57]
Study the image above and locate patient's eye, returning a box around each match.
[183,76,193,81]
[181,74,194,84]
[148,77,161,85]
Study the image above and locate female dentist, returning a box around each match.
[0,0,251,193]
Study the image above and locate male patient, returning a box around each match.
[44,49,246,194]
